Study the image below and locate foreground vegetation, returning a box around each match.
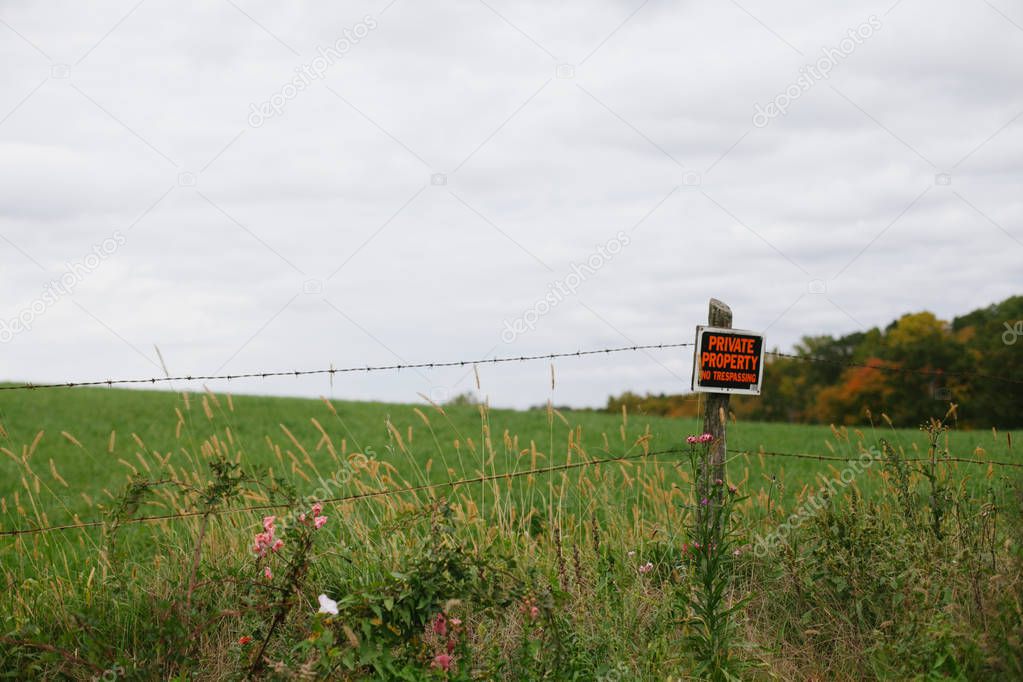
[1,387,1020,679]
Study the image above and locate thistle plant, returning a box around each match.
[678,433,750,681]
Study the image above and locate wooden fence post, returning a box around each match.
[699,298,732,531]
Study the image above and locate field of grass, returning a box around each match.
[1,385,1020,680]
[1,385,1016,530]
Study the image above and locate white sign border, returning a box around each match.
[690,325,766,396]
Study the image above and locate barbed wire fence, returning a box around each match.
[1,444,1020,538]
[1,341,1020,538]
[1,342,1021,392]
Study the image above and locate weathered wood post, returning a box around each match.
[699,298,731,534]
[703,299,731,483]
[692,298,764,540]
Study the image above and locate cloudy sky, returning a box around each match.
[1,0,1021,408]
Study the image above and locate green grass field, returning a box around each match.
[1,384,1016,533]
[2,385,1021,680]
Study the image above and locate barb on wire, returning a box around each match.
[765,350,1023,386]
[0,343,693,392]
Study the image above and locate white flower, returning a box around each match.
[317,593,339,615]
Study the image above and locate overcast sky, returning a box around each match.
[1,0,1021,409]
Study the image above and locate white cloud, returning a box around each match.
[0,0,1021,408]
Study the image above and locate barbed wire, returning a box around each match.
[0,447,682,537]
[0,341,1018,393]
[727,448,1022,468]
[2,445,1019,538]
[0,343,693,392]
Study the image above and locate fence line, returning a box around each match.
[727,448,1022,468]
[1,341,1019,394]
[2,445,1019,538]
[0,343,693,391]
[0,447,681,537]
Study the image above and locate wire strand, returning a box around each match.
[0,343,693,391]
[3,445,1019,538]
[727,448,1022,468]
[1,342,1019,392]
[0,447,680,537]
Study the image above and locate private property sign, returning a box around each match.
[691,326,765,395]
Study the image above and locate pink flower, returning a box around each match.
[449,617,462,628]
[700,497,709,506]
[298,512,306,523]
[699,433,714,443]
[238,635,252,646]
[314,515,328,530]
[727,484,737,494]
[252,527,278,558]
[432,613,447,636]
[686,435,698,445]
[529,606,539,621]
[271,538,284,552]
[311,502,323,516]
[264,566,272,580]
[432,653,453,671]
[638,562,654,574]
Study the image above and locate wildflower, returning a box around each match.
[314,515,328,530]
[264,566,272,580]
[681,542,689,555]
[432,653,453,671]
[686,435,698,445]
[432,613,448,636]
[318,594,339,615]
[700,497,709,506]
[638,562,654,574]
[271,538,284,552]
[238,635,253,645]
[733,548,741,557]
[727,484,737,494]
[627,550,636,557]
[252,527,279,558]
[311,502,323,516]
[298,512,306,522]
[449,617,462,628]
[699,433,713,443]
[521,597,540,621]
[714,478,723,486]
